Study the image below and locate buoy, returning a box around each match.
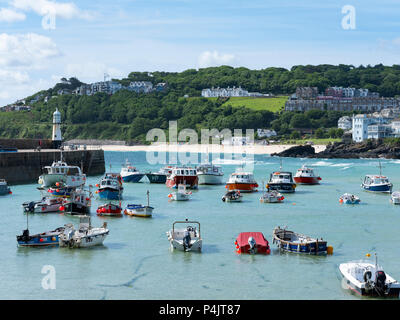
[292,203,296,205]
[56,189,60,193]
[327,246,333,255]
[56,182,60,187]
[366,253,371,257]
[8,191,12,194]
[339,199,343,203]
[96,184,99,187]
[59,206,65,211]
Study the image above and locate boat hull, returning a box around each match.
[391,197,400,205]
[169,239,202,252]
[166,176,198,189]
[121,173,145,183]
[17,229,63,247]
[59,232,108,248]
[226,183,258,193]
[0,184,11,195]
[170,193,190,201]
[124,206,153,217]
[97,188,122,200]
[63,203,90,215]
[235,232,270,255]
[293,176,321,185]
[362,184,392,193]
[146,173,167,184]
[198,174,223,185]
[267,183,296,193]
[96,204,122,217]
[39,174,85,188]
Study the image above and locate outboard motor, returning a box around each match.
[248,236,257,254]
[17,229,30,243]
[183,228,192,251]
[374,270,388,296]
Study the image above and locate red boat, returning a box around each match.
[293,165,321,185]
[166,167,198,189]
[96,203,123,217]
[234,232,271,254]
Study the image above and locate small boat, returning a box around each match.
[120,159,145,183]
[168,184,192,201]
[145,166,172,184]
[391,191,400,205]
[46,184,75,197]
[59,216,109,248]
[124,190,154,217]
[196,164,224,185]
[96,173,123,200]
[166,167,198,189]
[222,190,242,202]
[339,254,400,297]
[272,226,328,255]
[166,219,202,252]
[260,190,284,203]
[293,165,321,185]
[96,202,122,217]
[266,171,296,193]
[16,213,63,247]
[234,232,271,254]
[361,161,392,193]
[225,172,258,193]
[38,153,86,188]
[60,189,91,216]
[0,179,11,195]
[339,193,361,204]
[22,196,64,213]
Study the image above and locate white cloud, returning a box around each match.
[11,0,93,20]
[0,33,60,68]
[0,8,26,22]
[0,69,29,83]
[65,62,124,82]
[198,50,236,68]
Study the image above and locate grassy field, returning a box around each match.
[221,96,288,112]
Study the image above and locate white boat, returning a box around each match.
[22,196,64,213]
[168,184,192,201]
[260,190,284,203]
[339,254,400,297]
[391,191,400,205]
[339,193,361,204]
[293,165,321,185]
[120,159,145,183]
[59,216,109,248]
[166,220,202,252]
[222,190,242,202]
[225,172,258,193]
[38,155,86,188]
[196,164,224,185]
[124,190,154,217]
[361,161,392,193]
[0,179,11,195]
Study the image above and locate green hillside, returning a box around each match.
[221,96,288,112]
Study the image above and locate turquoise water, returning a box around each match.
[1,151,400,300]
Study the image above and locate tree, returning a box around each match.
[315,128,325,139]
[290,130,301,139]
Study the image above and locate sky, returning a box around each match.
[0,0,400,105]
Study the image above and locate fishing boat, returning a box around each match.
[234,232,271,254]
[96,173,123,200]
[293,165,321,185]
[120,159,145,183]
[96,202,123,217]
[222,190,242,202]
[339,193,361,204]
[60,189,91,216]
[361,161,392,193]
[59,216,109,248]
[166,219,202,252]
[38,154,86,188]
[196,164,224,185]
[260,190,284,203]
[166,167,198,189]
[145,166,172,184]
[16,213,63,247]
[22,196,64,213]
[266,171,296,193]
[339,254,400,297]
[124,190,154,217]
[391,191,400,205]
[0,179,11,195]
[168,184,192,201]
[46,185,75,197]
[272,226,328,255]
[225,172,258,193]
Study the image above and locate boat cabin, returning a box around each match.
[270,172,294,183]
[363,175,390,186]
[44,161,82,176]
[197,164,223,175]
[172,168,197,176]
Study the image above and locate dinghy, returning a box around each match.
[391,191,400,205]
[96,202,123,217]
[222,190,242,202]
[166,219,202,252]
[339,193,361,205]
[234,232,271,254]
[168,184,192,201]
[124,190,154,217]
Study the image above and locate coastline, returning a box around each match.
[93,143,327,154]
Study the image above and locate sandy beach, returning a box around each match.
[94,143,326,154]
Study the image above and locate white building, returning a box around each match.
[128,81,153,93]
[352,114,388,142]
[338,116,352,130]
[222,136,253,146]
[257,129,277,138]
[201,86,250,98]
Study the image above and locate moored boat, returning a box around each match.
[196,164,223,185]
[260,190,284,203]
[361,161,392,193]
[59,216,109,248]
[339,193,361,204]
[22,196,64,213]
[166,219,202,252]
[266,171,296,193]
[17,227,64,247]
[120,159,145,183]
[225,172,258,193]
[293,165,321,185]
[339,254,400,297]
[168,184,192,201]
[222,190,242,202]
[166,167,198,189]
[272,226,328,255]
[234,232,271,254]
[124,190,154,217]
[0,179,11,195]
[96,202,123,217]
[391,191,400,205]
[60,189,91,216]
[96,173,123,200]
[145,166,172,184]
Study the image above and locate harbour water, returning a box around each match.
[2,151,400,300]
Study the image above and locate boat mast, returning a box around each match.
[147,190,150,207]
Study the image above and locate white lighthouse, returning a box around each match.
[52,108,62,148]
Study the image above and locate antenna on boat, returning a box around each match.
[147,190,150,207]
[280,158,283,171]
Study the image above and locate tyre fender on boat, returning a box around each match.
[363,270,372,283]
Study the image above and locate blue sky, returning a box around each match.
[1,0,400,105]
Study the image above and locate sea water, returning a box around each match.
[1,151,400,300]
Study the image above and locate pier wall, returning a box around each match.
[0,149,105,185]
[0,138,53,149]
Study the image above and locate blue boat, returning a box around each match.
[361,161,393,193]
[272,226,328,255]
[17,228,64,247]
[96,173,123,200]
